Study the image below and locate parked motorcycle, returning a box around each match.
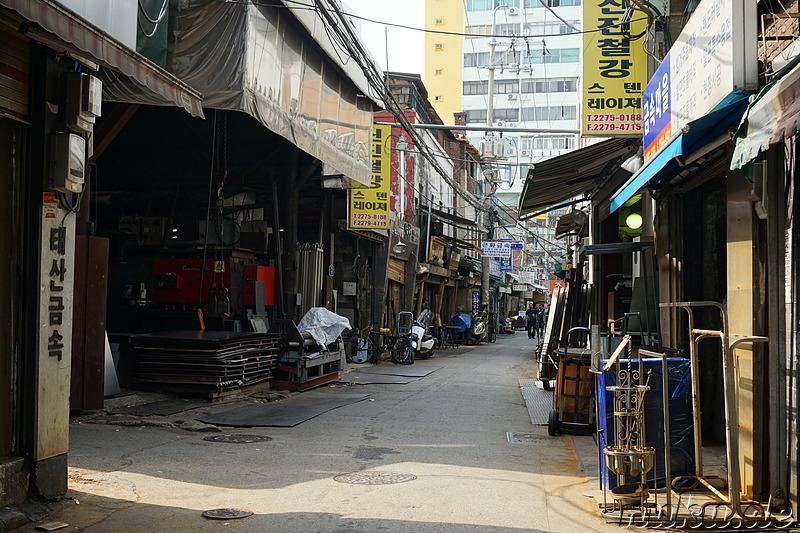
[411,309,436,359]
[468,311,487,345]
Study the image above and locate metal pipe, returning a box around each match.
[375,122,581,134]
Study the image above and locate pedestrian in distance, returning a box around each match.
[525,303,537,339]
[534,303,546,337]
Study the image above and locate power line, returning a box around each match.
[215,0,650,39]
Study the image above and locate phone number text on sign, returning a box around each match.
[586,123,642,132]
[351,214,388,227]
[587,114,642,122]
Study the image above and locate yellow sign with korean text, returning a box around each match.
[582,0,649,136]
[349,124,391,230]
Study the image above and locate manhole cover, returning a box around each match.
[201,508,253,520]
[507,431,566,446]
[203,434,272,444]
[333,471,417,485]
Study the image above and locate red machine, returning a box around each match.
[153,259,275,312]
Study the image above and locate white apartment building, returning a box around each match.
[461,0,585,208]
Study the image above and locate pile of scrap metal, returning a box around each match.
[130,330,281,397]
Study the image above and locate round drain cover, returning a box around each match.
[333,471,417,485]
[203,434,272,444]
[201,508,253,520]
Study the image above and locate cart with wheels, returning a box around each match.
[548,327,594,436]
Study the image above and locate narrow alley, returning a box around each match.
[18,334,614,533]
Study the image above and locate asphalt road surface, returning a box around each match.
[19,332,618,533]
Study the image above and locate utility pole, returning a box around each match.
[481,3,507,311]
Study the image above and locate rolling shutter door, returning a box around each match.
[0,29,30,122]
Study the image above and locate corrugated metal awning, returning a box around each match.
[518,138,637,218]
[1,0,203,117]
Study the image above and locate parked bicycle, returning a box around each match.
[391,311,415,365]
[345,322,414,365]
[345,324,381,364]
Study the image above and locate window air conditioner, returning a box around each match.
[520,149,531,156]
[507,93,517,100]
[508,7,519,15]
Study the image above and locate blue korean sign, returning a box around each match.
[642,57,671,162]
[499,256,512,271]
[510,243,523,250]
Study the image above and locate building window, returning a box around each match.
[520,78,578,93]
[435,69,444,75]
[494,79,520,94]
[521,135,577,150]
[522,20,580,35]
[523,48,580,64]
[521,105,577,121]
[463,52,490,67]
[435,95,443,101]
[463,81,488,95]
[465,109,488,123]
[493,108,519,121]
[524,0,581,6]
[435,43,444,51]
[466,0,519,10]
[435,18,444,24]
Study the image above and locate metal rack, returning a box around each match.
[601,335,657,510]
[659,301,768,518]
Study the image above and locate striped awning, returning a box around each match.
[0,0,203,117]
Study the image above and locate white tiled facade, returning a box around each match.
[462,0,586,197]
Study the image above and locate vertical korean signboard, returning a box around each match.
[37,192,75,460]
[349,125,391,230]
[642,0,756,162]
[582,0,649,136]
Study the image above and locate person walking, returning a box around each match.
[525,303,536,339]
[534,303,546,338]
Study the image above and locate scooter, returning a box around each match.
[467,312,487,345]
[411,309,436,359]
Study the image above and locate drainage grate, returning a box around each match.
[333,471,417,485]
[519,378,552,425]
[201,508,253,520]
[507,431,566,446]
[203,434,272,444]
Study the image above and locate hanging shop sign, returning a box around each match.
[512,284,528,292]
[549,280,566,293]
[642,0,756,161]
[471,290,481,314]
[581,0,649,136]
[499,256,513,271]
[519,268,536,284]
[481,241,512,258]
[348,124,391,230]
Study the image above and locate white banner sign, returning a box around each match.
[519,268,536,284]
[512,284,528,292]
[481,241,512,258]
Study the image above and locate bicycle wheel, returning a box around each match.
[391,336,412,365]
[347,335,375,364]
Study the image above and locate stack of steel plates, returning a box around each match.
[130,331,281,393]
